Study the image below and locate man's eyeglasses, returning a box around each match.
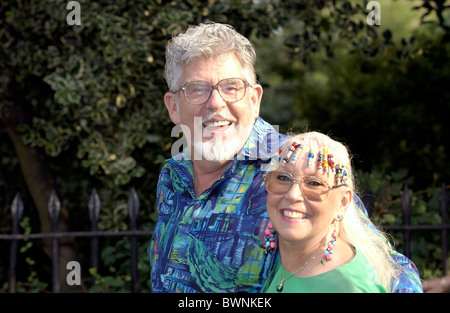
[175,78,250,105]
[264,171,347,202]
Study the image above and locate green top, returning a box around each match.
[262,249,387,293]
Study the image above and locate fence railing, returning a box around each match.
[363,183,449,276]
[1,184,449,292]
[0,188,154,293]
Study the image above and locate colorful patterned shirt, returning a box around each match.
[148,117,423,293]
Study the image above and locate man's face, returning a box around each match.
[165,53,263,162]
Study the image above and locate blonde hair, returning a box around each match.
[279,131,401,292]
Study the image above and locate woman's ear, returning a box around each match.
[339,189,353,216]
[164,92,180,125]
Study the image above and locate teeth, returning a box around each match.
[282,210,310,219]
[203,120,231,127]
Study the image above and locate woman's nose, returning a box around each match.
[284,181,305,202]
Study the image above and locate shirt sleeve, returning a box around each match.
[391,252,423,293]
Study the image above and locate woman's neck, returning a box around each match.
[278,236,355,278]
[278,237,326,274]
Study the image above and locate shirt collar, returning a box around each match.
[236,116,283,163]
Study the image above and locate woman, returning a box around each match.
[262,132,401,293]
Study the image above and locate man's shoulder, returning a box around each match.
[391,252,423,293]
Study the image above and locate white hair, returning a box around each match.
[164,22,257,92]
[340,201,401,292]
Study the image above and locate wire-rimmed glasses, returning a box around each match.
[175,78,250,105]
[264,171,347,201]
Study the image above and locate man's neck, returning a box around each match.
[192,158,232,197]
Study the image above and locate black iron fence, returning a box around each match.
[363,183,449,276]
[0,188,153,293]
[1,184,449,292]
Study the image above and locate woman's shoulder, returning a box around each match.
[330,248,388,293]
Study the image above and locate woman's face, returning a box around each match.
[266,145,351,245]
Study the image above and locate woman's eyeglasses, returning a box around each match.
[264,171,347,202]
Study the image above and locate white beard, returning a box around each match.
[192,124,253,162]
[174,99,256,162]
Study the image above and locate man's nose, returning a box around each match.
[205,87,227,110]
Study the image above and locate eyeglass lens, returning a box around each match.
[265,171,330,201]
[182,78,247,105]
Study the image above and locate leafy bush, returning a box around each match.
[358,168,449,280]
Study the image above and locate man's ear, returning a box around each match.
[250,84,263,118]
[164,92,180,125]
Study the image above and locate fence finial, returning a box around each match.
[401,184,412,224]
[11,193,24,224]
[47,189,61,221]
[127,188,140,222]
[88,189,101,224]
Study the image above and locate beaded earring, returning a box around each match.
[321,230,337,265]
[321,213,344,265]
[264,222,276,253]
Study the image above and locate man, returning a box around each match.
[148,22,422,293]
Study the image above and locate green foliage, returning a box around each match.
[17,217,49,292]
[293,37,450,189]
[87,237,151,292]
[358,169,449,280]
[0,217,49,293]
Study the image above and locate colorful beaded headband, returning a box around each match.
[335,164,348,186]
[281,142,303,166]
[279,142,348,185]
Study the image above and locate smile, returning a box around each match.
[280,209,310,220]
[203,120,232,128]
